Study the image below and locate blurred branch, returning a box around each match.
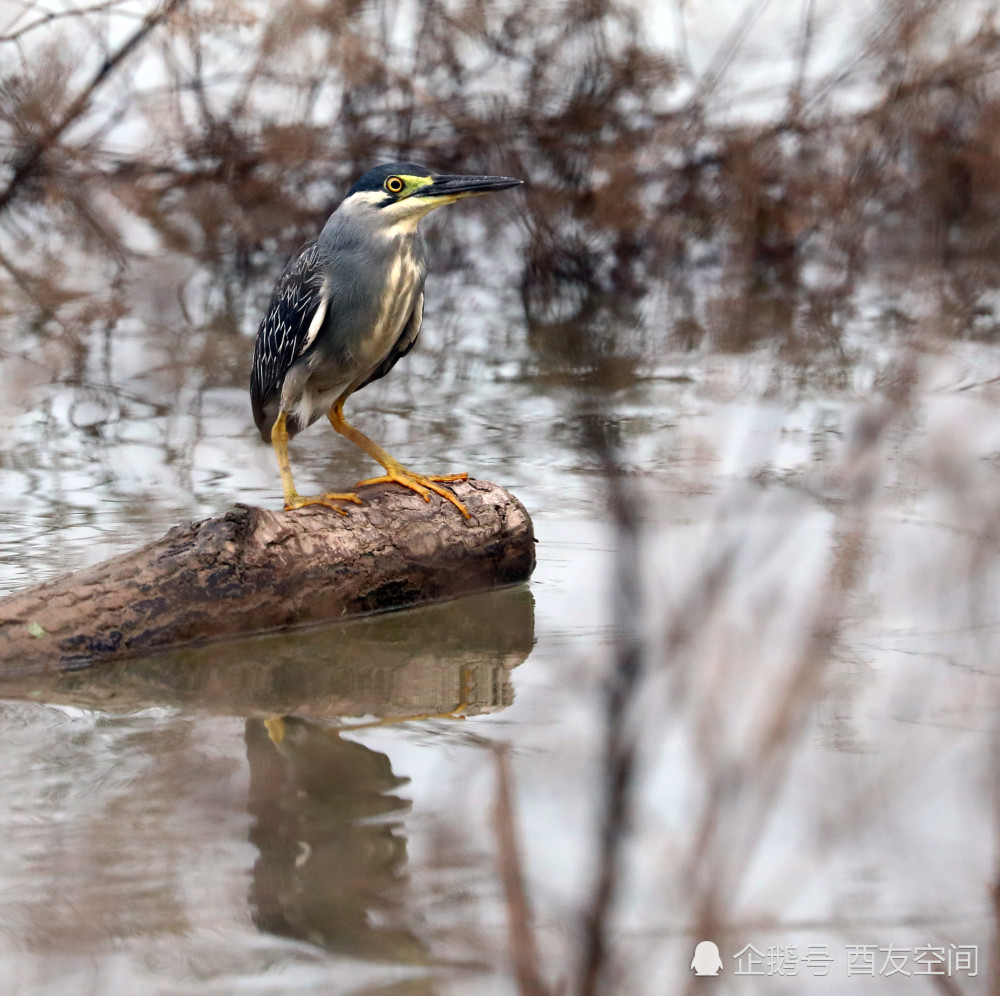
[0,0,188,217]
[0,1,141,44]
[577,416,643,996]
[689,0,774,108]
[671,0,693,78]
[0,245,76,338]
[802,3,907,112]
[786,0,816,124]
[992,770,1000,995]
[681,362,919,991]
[493,745,549,996]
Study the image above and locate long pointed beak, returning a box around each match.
[417,173,523,199]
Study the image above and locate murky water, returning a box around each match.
[2,240,1000,993]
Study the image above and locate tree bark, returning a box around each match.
[0,478,535,676]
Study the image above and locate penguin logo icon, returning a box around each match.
[690,940,723,976]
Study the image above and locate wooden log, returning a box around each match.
[0,478,535,676]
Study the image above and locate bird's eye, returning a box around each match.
[385,176,405,194]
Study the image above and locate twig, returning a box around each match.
[576,416,644,996]
[689,0,775,108]
[787,0,817,124]
[992,771,1000,996]
[0,1,140,44]
[671,0,694,78]
[493,745,549,996]
[802,4,907,113]
[0,0,189,217]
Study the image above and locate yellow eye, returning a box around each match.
[385,175,405,194]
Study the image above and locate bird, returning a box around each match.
[250,162,523,518]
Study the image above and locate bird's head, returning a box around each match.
[340,163,522,232]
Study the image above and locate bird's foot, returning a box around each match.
[283,491,363,515]
[355,466,470,518]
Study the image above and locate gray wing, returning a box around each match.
[250,241,325,439]
[354,290,425,393]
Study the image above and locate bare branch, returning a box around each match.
[0,1,141,45]
[0,0,189,217]
[576,417,644,996]
[786,0,816,124]
[689,0,775,108]
[493,746,549,996]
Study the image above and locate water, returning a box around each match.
[3,1,1000,989]
[1,245,999,992]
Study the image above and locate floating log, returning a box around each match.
[0,479,535,676]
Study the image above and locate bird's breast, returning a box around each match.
[354,246,422,371]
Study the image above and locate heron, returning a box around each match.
[250,163,522,518]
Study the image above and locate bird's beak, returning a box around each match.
[417,174,523,200]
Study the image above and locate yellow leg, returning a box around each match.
[264,716,286,745]
[271,411,363,514]
[327,397,470,518]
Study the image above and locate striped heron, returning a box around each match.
[250,163,522,518]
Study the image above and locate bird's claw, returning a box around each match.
[283,491,363,515]
[355,468,470,517]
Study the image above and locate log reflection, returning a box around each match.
[0,585,534,720]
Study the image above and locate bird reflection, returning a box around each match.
[246,715,425,964]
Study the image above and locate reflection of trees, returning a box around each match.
[246,716,425,964]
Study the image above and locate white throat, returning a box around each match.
[338,190,449,236]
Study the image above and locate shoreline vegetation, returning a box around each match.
[1,2,999,358]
